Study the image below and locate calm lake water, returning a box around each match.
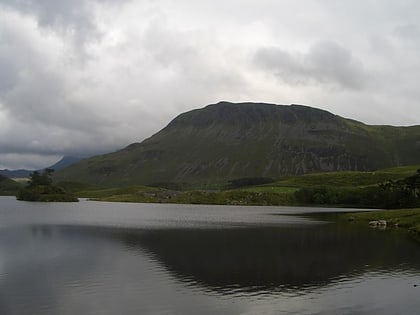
[0,196,419,314]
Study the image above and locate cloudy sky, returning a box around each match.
[0,0,419,169]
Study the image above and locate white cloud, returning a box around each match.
[0,0,419,169]
[254,41,367,90]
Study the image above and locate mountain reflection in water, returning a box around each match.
[23,222,420,297]
[118,224,420,295]
[1,198,420,315]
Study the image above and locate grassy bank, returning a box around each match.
[64,164,420,208]
[78,185,295,206]
[265,164,420,189]
[338,208,420,242]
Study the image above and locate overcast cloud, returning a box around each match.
[0,0,419,169]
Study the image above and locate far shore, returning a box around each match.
[329,208,420,243]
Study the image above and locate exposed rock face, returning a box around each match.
[56,102,420,185]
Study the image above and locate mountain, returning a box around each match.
[55,101,420,186]
[0,156,82,179]
[0,169,32,179]
[48,156,83,171]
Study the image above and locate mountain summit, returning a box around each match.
[56,102,420,186]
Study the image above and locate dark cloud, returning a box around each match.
[0,0,126,32]
[0,0,131,54]
[0,0,92,26]
[254,41,366,90]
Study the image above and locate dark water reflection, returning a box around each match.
[120,224,420,294]
[0,198,419,314]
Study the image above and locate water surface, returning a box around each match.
[0,197,419,314]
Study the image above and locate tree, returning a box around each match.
[28,170,41,187]
[40,168,54,185]
[17,168,78,202]
[28,168,54,186]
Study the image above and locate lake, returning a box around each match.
[0,196,419,314]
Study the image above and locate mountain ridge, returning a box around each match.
[0,156,82,179]
[55,102,420,186]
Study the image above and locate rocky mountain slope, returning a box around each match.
[55,102,420,186]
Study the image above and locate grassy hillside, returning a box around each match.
[0,175,22,195]
[268,164,420,189]
[67,165,419,208]
[55,102,420,187]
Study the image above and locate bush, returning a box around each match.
[294,170,420,209]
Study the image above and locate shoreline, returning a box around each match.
[330,209,420,243]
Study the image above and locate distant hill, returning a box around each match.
[48,156,83,171]
[55,101,420,186]
[0,169,32,179]
[0,156,82,179]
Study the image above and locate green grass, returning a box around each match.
[241,186,298,193]
[76,184,295,206]
[270,165,420,188]
[71,164,420,207]
[76,185,161,199]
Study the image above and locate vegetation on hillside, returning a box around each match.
[227,177,275,188]
[269,166,420,188]
[17,169,78,202]
[0,175,22,195]
[66,165,420,209]
[293,169,420,209]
